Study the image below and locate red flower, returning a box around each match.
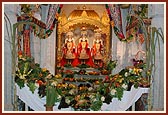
[18,51,22,56]
[105,76,109,80]
[118,33,125,39]
[37,80,43,86]
[65,70,73,74]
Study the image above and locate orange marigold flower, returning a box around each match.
[115,83,120,87]
[39,73,43,77]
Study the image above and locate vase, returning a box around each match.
[45,106,53,111]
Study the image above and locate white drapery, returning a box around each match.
[16,84,149,111]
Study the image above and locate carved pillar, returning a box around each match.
[57,29,62,67]
[23,25,31,57]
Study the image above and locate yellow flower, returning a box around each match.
[55,74,62,79]
[79,87,83,90]
[57,83,61,87]
[119,78,123,83]
[133,68,136,72]
[130,80,134,82]
[147,70,151,75]
[133,68,140,74]
[69,84,76,88]
[119,75,122,78]
[42,68,47,72]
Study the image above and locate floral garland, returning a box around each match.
[105,4,149,43]
[15,53,150,111]
[17,4,63,39]
[106,4,126,41]
[45,4,63,38]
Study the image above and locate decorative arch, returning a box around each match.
[56,9,111,67]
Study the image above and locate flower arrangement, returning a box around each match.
[15,54,150,111]
[54,82,107,111]
[15,54,51,94]
[106,58,149,100]
[100,58,117,75]
[54,58,149,110]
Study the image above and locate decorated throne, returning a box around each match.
[56,6,111,69]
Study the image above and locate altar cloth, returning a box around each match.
[16,84,149,111]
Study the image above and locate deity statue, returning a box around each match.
[77,30,94,67]
[60,31,78,67]
[92,32,104,66]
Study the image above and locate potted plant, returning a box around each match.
[45,81,57,111]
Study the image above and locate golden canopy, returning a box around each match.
[68,9,100,21]
[57,7,110,34]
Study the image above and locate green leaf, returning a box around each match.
[116,87,124,101]
[134,83,139,89]
[46,85,57,106]
[90,101,102,111]
[16,79,25,89]
[107,60,117,71]
[27,81,37,93]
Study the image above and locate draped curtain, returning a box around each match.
[31,4,61,75]
[111,8,146,74]
[30,27,56,74]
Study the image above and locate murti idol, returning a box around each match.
[77,30,93,67]
[92,32,104,66]
[61,31,77,66]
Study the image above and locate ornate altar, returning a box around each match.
[13,4,154,111]
[56,6,111,68]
